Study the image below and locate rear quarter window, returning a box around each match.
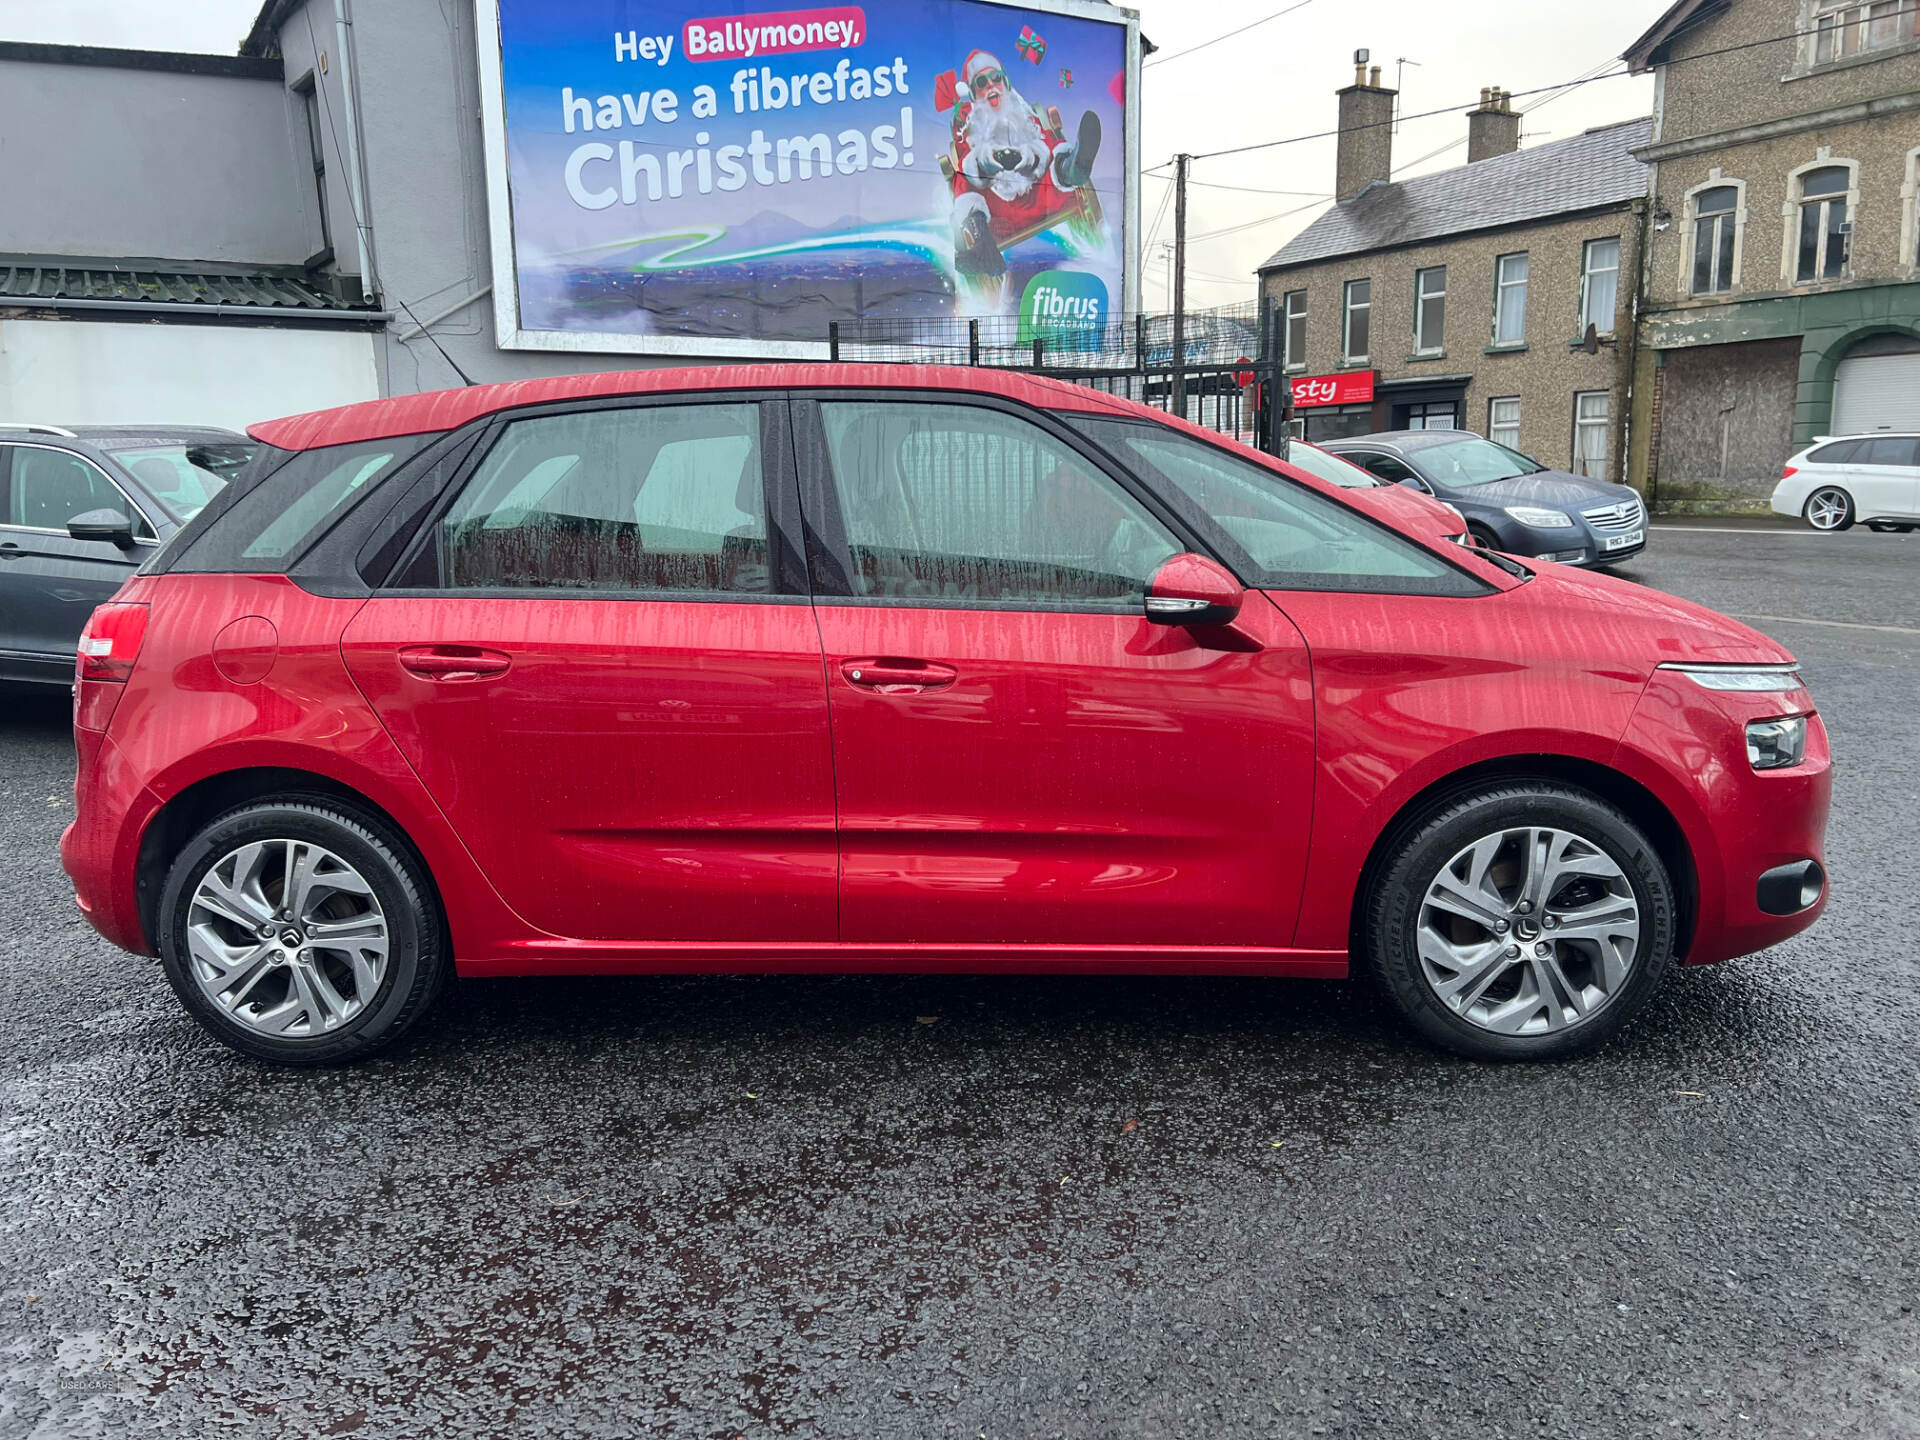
[161,435,433,574]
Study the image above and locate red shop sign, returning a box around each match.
[1290,371,1376,408]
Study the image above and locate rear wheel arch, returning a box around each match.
[1349,754,1698,963]
[134,767,444,955]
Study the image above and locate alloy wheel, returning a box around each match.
[1415,826,1641,1036]
[184,839,390,1038]
[1805,488,1851,531]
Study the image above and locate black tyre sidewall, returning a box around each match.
[157,801,443,1065]
[1365,785,1677,1062]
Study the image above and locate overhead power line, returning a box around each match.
[1143,0,1322,69]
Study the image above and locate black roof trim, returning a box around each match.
[0,40,281,80]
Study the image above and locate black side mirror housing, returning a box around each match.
[67,508,135,549]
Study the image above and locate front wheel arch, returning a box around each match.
[1349,755,1697,965]
[135,767,443,957]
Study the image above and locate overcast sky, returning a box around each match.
[0,0,1670,310]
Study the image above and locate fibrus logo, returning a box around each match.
[1017,270,1109,347]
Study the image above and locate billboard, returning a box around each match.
[475,0,1140,357]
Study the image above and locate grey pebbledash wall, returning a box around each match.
[0,48,316,267]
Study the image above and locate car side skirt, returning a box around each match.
[452,945,1350,980]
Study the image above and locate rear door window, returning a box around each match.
[1856,436,1920,467]
[1809,439,1863,464]
[431,403,772,595]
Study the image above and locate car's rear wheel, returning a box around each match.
[1363,784,1677,1061]
[1803,487,1854,531]
[157,800,447,1065]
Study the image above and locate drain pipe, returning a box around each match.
[333,0,378,302]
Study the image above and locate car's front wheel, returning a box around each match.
[157,799,447,1065]
[1803,487,1854,531]
[1866,521,1915,534]
[1363,784,1677,1061]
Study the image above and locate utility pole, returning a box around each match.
[1171,151,1190,420]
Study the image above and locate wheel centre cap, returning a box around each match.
[1513,918,1541,942]
[280,928,303,948]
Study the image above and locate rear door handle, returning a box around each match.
[398,644,512,682]
[0,542,20,559]
[841,658,959,694]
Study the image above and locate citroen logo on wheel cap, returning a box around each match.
[280,929,303,948]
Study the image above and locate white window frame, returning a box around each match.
[1781,156,1860,285]
[1902,145,1920,275]
[1342,278,1371,365]
[1283,290,1308,372]
[1572,391,1612,482]
[1413,266,1447,356]
[1488,396,1522,450]
[1579,238,1622,337]
[1805,0,1917,65]
[1492,252,1529,346]
[1681,173,1747,297]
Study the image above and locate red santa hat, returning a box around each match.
[963,50,1005,84]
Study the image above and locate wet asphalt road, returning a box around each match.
[2,525,1917,1439]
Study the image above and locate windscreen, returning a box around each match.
[1402,435,1546,487]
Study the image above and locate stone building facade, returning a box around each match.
[1624,0,1920,511]
[1257,71,1649,483]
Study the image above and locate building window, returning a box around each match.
[1343,279,1371,364]
[1488,397,1522,449]
[1283,290,1308,371]
[1794,164,1853,281]
[1413,267,1446,354]
[1579,239,1620,336]
[292,75,332,259]
[1812,0,1916,62]
[1573,391,1612,480]
[1905,147,1920,270]
[1493,253,1528,346]
[1402,400,1459,430]
[1690,184,1740,295]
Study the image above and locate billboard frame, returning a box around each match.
[473,0,1141,359]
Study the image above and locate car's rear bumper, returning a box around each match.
[60,727,159,957]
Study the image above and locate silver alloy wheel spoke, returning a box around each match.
[1416,825,1641,1037]
[185,838,389,1039]
[1808,490,1848,530]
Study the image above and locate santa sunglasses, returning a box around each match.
[972,68,1009,87]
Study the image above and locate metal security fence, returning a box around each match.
[826,301,1290,455]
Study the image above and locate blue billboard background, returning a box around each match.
[495,0,1130,344]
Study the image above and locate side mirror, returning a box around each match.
[1145,553,1244,627]
[68,508,135,549]
[1397,476,1430,492]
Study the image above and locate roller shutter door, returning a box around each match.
[1832,352,1920,434]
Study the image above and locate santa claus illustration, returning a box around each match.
[938,48,1102,278]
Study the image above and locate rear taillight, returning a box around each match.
[76,602,149,683]
[1781,465,1798,480]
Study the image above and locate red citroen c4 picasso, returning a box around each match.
[60,366,1831,1065]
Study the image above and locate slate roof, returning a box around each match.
[1259,118,1652,272]
[0,256,371,312]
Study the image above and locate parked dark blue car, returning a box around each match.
[1323,430,1647,567]
[0,424,255,687]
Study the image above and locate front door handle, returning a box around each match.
[398,644,512,682]
[841,658,959,694]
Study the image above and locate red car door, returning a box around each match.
[793,395,1317,952]
[341,398,837,944]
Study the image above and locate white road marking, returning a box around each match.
[1648,526,1837,537]
[1730,613,1920,637]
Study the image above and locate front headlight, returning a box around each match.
[1662,664,1805,693]
[1503,505,1576,529]
[1746,716,1808,770]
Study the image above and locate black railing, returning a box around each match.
[825,302,1292,455]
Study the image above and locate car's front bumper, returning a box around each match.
[1485,516,1647,567]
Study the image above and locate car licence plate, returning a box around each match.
[1603,529,1644,551]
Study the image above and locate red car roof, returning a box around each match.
[247,364,1141,451]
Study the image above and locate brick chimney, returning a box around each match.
[1335,57,1397,200]
[1467,87,1521,163]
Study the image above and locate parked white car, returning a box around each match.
[1772,434,1920,532]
